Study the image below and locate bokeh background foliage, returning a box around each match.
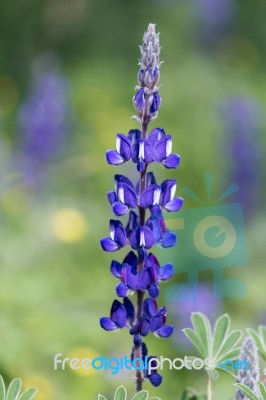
[0,0,265,399]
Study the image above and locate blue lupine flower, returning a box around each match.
[108,175,138,216]
[130,298,174,339]
[100,24,183,391]
[130,316,150,339]
[160,179,184,212]
[132,139,154,173]
[125,211,139,238]
[143,298,174,338]
[147,128,181,168]
[130,224,154,250]
[144,356,163,387]
[134,88,161,116]
[130,343,163,387]
[106,134,132,165]
[100,220,127,252]
[112,251,174,298]
[100,298,135,331]
[140,183,161,209]
[147,206,177,248]
[106,127,180,172]
[107,173,183,216]
[145,253,174,285]
[100,300,127,331]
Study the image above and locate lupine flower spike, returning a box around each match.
[100,23,183,392]
[235,337,260,399]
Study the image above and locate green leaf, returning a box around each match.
[149,398,161,400]
[217,347,241,363]
[184,313,243,382]
[7,378,21,400]
[131,391,149,400]
[247,328,261,348]
[0,376,5,400]
[215,347,242,372]
[18,388,37,400]
[260,325,266,347]
[247,328,266,362]
[234,384,259,400]
[248,326,266,362]
[183,328,206,358]
[114,386,127,400]
[215,330,242,362]
[191,313,211,357]
[212,314,230,357]
[257,382,266,400]
[98,396,107,400]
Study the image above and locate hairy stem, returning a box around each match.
[134,92,150,392]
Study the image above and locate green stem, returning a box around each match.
[134,92,150,392]
[207,376,212,400]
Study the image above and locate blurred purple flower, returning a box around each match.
[166,283,222,345]
[17,56,72,183]
[220,97,262,215]
[194,0,236,43]
[19,72,70,159]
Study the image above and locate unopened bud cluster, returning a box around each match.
[133,24,162,125]
[235,337,260,399]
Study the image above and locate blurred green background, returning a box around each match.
[0,0,265,399]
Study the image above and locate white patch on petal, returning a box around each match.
[116,136,121,154]
[166,139,172,156]
[118,187,125,203]
[140,229,145,246]
[170,184,176,200]
[138,141,145,159]
[110,225,115,241]
[153,188,161,205]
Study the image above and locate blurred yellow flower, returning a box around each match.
[23,375,53,400]
[67,346,99,377]
[52,208,88,243]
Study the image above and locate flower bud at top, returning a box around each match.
[138,23,161,89]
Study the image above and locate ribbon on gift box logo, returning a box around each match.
[157,173,248,299]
